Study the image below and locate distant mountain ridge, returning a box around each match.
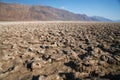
[92,16,113,22]
[0,2,114,21]
[114,20,120,22]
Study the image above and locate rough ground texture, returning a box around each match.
[0,22,120,80]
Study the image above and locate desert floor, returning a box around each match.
[0,21,120,80]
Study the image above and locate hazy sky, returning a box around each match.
[0,0,120,20]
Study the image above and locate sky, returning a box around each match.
[0,0,120,20]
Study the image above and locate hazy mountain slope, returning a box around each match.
[92,16,113,22]
[0,2,99,21]
[114,20,120,22]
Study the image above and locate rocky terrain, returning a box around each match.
[0,22,120,80]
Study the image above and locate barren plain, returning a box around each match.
[0,21,120,80]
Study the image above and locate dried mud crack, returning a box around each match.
[0,22,120,80]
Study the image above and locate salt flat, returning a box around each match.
[0,22,120,80]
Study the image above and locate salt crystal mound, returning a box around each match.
[0,22,120,80]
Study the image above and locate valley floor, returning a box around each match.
[0,22,120,80]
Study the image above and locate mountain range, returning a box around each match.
[0,2,115,21]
